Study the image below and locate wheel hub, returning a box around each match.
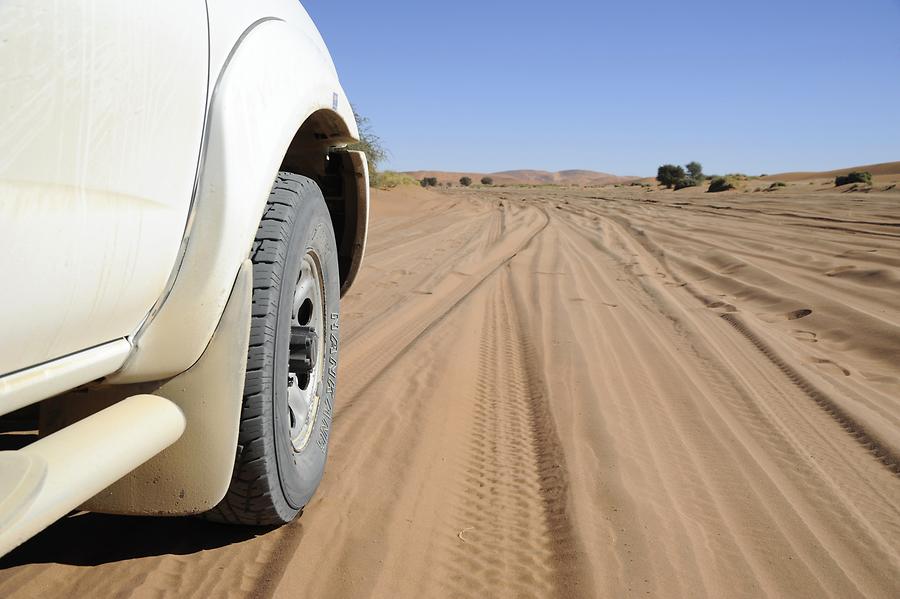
[289,327,318,376]
[286,252,325,452]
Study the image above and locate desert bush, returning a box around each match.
[835,171,872,186]
[481,176,494,185]
[768,181,786,190]
[674,177,699,190]
[708,177,735,193]
[657,164,686,188]
[375,171,418,189]
[460,176,472,187]
[346,109,386,185]
[420,177,438,187]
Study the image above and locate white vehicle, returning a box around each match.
[0,1,368,555]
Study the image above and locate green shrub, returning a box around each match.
[346,109,386,184]
[460,176,472,187]
[420,177,438,187]
[481,176,494,185]
[674,177,699,190]
[767,181,787,190]
[835,171,872,186]
[708,177,735,193]
[657,164,686,188]
[375,171,419,189]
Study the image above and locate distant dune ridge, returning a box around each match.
[404,169,638,186]
[762,160,900,181]
[405,161,900,187]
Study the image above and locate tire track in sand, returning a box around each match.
[434,275,585,598]
[720,312,900,475]
[596,208,900,476]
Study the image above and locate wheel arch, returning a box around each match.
[111,14,366,385]
[280,110,370,296]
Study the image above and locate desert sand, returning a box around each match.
[1,182,898,598]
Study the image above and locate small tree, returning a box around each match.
[657,164,686,188]
[686,161,703,180]
[460,176,473,187]
[481,176,494,185]
[420,177,438,187]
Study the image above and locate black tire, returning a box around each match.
[206,173,340,525]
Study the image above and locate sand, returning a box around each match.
[1,183,898,598]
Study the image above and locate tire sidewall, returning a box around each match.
[271,192,340,511]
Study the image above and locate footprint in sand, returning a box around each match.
[825,265,856,277]
[792,330,818,343]
[707,301,737,312]
[787,308,813,320]
[836,248,876,258]
[811,357,850,377]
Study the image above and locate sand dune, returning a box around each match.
[404,168,637,186]
[763,160,900,181]
[1,185,898,598]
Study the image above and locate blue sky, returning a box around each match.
[305,0,900,176]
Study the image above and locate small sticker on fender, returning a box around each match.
[332,92,339,110]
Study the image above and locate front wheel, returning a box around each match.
[207,173,340,525]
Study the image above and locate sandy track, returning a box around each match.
[1,186,898,598]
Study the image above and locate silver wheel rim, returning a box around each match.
[287,250,325,452]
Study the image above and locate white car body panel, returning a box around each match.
[0,0,208,376]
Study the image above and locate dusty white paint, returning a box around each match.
[0,1,207,376]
